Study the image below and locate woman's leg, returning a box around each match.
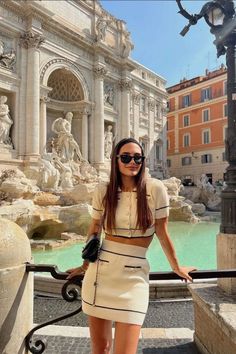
[113,322,141,354]
[88,316,113,354]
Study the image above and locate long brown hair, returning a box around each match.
[103,138,153,233]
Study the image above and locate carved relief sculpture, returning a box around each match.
[0,96,13,147]
[0,40,16,69]
[148,98,155,111]
[104,84,114,106]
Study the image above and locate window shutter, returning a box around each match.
[209,87,212,99]
[201,90,204,102]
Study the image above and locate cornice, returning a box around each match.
[93,45,136,72]
[167,145,226,158]
[0,69,21,86]
[177,116,228,131]
[0,22,21,37]
[168,95,227,115]
[71,0,95,12]
[168,73,227,97]
[42,20,94,52]
[1,1,95,51]
[0,0,26,18]
[131,75,168,99]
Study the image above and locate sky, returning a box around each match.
[100,0,226,87]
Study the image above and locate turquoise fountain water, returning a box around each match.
[32,221,220,272]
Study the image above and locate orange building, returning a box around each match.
[166,65,228,185]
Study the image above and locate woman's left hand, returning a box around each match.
[66,266,86,279]
[173,266,197,282]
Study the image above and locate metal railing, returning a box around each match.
[25,263,236,354]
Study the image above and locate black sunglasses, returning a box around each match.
[117,154,145,165]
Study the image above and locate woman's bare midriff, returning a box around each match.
[105,234,153,248]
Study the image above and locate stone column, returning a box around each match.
[93,64,107,167]
[119,78,132,138]
[20,30,44,158]
[0,218,33,354]
[18,45,27,157]
[79,105,90,160]
[132,91,140,140]
[40,96,50,154]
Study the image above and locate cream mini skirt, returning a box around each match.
[81,239,150,325]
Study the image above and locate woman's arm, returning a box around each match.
[66,217,102,279]
[155,217,196,282]
[86,217,103,240]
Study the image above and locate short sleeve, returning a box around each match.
[91,183,107,220]
[151,179,169,219]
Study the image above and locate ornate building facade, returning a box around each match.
[0,0,167,178]
[167,65,228,185]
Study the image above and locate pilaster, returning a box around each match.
[93,64,107,166]
[19,30,45,158]
[132,91,140,140]
[40,96,50,154]
[118,78,132,138]
[78,104,91,160]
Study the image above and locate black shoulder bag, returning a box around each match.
[82,233,100,262]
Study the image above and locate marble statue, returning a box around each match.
[197,174,214,192]
[39,152,60,190]
[96,17,108,41]
[0,95,13,147]
[54,156,74,189]
[37,111,99,189]
[104,125,114,160]
[122,32,134,58]
[52,111,83,162]
[0,40,16,69]
[80,160,99,183]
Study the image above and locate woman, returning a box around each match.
[67,138,195,354]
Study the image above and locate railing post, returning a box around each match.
[0,218,33,354]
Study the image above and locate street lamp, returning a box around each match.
[176,0,236,234]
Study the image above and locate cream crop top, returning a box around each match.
[91,178,169,238]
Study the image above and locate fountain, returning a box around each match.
[0,110,221,259]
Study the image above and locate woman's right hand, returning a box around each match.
[66,265,87,279]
